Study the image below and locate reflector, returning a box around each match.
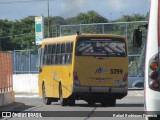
[150,80,160,89]
[150,62,158,70]
[123,73,128,81]
[150,71,159,80]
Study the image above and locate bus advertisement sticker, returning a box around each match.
[114,80,119,84]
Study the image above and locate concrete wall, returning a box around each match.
[0,74,38,106]
[13,74,38,94]
[0,91,15,106]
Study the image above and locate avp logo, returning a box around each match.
[95,67,107,74]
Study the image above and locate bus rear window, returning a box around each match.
[76,37,126,57]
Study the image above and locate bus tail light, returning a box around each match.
[150,62,158,70]
[123,73,128,82]
[73,72,79,80]
[73,72,80,86]
[150,80,160,89]
[150,71,159,80]
[149,53,160,90]
[121,73,128,87]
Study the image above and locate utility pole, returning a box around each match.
[48,0,50,37]
[110,12,112,22]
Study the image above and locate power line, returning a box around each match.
[0,0,55,4]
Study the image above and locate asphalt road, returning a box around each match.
[2,91,146,120]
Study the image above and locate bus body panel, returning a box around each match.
[39,65,73,98]
[72,35,128,100]
[38,34,128,103]
[74,57,128,87]
[38,36,76,98]
[145,0,160,112]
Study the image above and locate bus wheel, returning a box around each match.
[108,99,116,106]
[68,98,75,106]
[101,101,108,107]
[59,84,68,106]
[42,84,51,105]
[87,101,95,106]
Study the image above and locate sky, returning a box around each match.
[0,0,150,21]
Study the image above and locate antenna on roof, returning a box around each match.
[76,31,80,35]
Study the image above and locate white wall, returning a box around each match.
[13,74,38,93]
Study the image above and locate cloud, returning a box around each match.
[0,0,150,20]
[58,0,87,18]
[107,0,129,12]
[57,0,130,18]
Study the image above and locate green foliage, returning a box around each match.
[116,14,147,22]
[65,10,109,24]
[0,17,35,50]
[0,11,147,51]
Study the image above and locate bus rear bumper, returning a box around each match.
[72,85,127,93]
[72,85,127,99]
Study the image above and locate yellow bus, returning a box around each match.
[38,33,128,106]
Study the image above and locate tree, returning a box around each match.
[0,12,148,51]
[10,17,35,50]
[116,14,147,22]
[77,10,109,24]
[48,16,66,37]
[65,10,109,24]
[0,19,13,50]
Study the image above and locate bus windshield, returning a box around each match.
[76,37,127,57]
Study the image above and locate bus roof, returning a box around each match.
[42,34,126,46]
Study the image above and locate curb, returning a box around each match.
[15,93,39,98]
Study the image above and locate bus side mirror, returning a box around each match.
[133,28,142,47]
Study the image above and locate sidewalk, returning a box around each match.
[127,90,144,97]
[0,93,39,112]
[0,102,24,111]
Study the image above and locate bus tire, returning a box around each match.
[59,84,68,106]
[101,101,108,107]
[109,99,116,106]
[68,98,75,106]
[42,84,51,105]
[87,101,95,106]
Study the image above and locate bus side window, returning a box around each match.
[69,43,73,64]
[61,43,65,65]
[43,45,48,65]
[65,43,69,64]
[56,43,61,65]
[47,44,52,65]
[51,44,56,65]
[65,42,73,64]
